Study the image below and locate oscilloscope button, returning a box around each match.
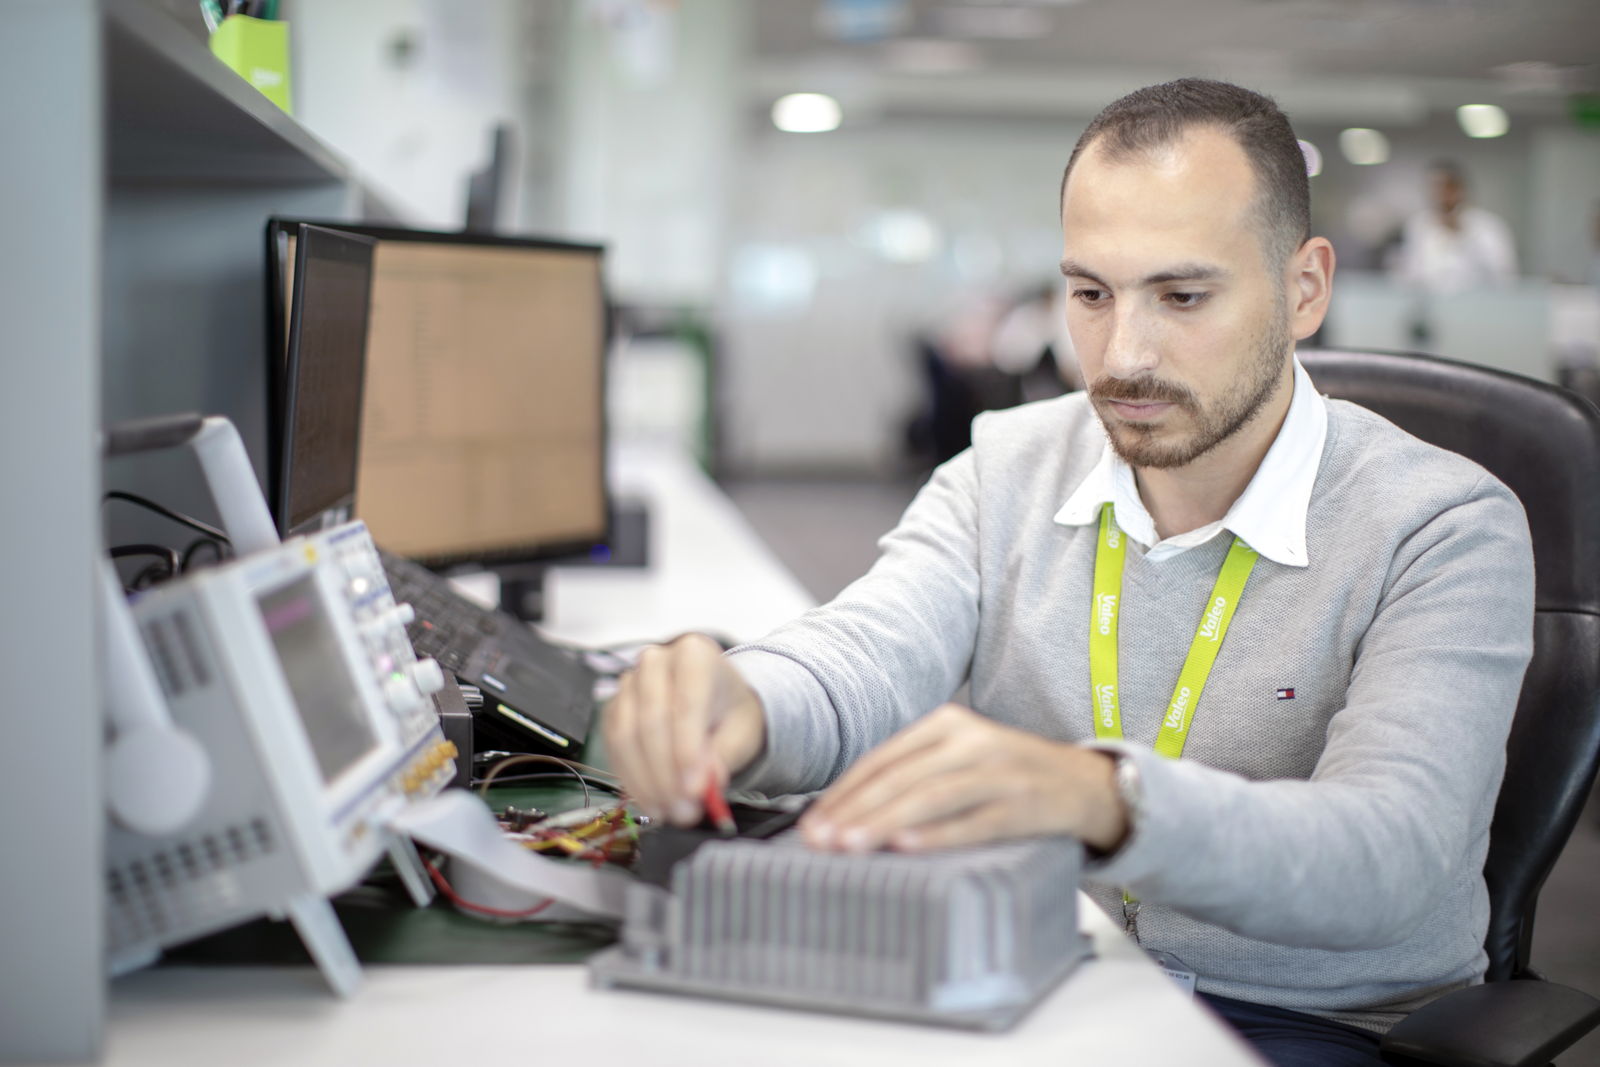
[383,675,422,715]
[411,657,447,696]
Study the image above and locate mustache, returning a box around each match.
[1089,375,1198,407]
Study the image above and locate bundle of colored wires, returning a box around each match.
[476,753,638,865]
[507,808,637,864]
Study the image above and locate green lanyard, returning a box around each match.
[1089,502,1259,759]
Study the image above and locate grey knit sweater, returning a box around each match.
[728,389,1535,1032]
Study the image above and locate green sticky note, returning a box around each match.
[208,14,293,115]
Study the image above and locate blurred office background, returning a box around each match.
[105,1,1600,1060]
[212,0,1600,481]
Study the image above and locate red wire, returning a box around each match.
[423,859,555,919]
[702,780,736,834]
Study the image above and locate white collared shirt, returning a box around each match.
[1053,356,1328,567]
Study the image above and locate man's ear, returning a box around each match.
[1288,237,1335,342]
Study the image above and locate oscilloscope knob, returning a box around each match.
[382,674,423,715]
[411,657,446,696]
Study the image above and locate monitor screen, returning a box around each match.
[279,225,375,533]
[258,575,380,785]
[267,222,608,566]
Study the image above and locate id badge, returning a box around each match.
[1147,950,1197,997]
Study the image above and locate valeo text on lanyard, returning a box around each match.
[1090,502,1259,935]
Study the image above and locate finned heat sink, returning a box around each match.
[590,832,1090,1030]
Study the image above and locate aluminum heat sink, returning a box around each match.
[589,832,1090,1030]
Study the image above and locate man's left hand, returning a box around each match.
[798,703,1129,853]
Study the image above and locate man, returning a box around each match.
[1392,159,1518,293]
[605,80,1534,1066]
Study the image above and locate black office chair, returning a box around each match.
[1299,350,1600,1067]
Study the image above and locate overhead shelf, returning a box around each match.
[105,0,349,184]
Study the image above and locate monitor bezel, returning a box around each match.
[276,223,377,537]
[264,218,614,571]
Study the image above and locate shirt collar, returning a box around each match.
[1054,356,1328,567]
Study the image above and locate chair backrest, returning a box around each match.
[1300,349,1600,981]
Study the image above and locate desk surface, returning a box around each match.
[96,443,1260,1067]
[540,443,818,650]
[103,900,1260,1067]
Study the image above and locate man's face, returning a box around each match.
[1431,173,1465,217]
[1060,128,1293,469]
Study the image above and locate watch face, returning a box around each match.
[1114,755,1144,821]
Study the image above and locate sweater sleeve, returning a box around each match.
[1091,475,1535,950]
[726,448,984,796]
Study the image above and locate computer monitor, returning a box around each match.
[266,220,609,569]
[272,224,376,536]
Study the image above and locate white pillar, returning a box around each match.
[0,1,104,1058]
[558,0,747,305]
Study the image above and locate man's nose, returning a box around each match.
[1101,307,1159,379]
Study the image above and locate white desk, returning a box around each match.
[546,443,818,650]
[103,902,1259,1066]
[96,444,1261,1067]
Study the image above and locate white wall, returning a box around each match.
[557,0,746,304]
[720,116,1081,471]
[1530,128,1600,284]
[288,0,533,228]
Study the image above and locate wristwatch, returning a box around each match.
[1107,751,1145,855]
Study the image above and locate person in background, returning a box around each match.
[991,282,1084,397]
[1391,159,1517,293]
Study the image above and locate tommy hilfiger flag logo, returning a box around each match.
[1276,688,1295,700]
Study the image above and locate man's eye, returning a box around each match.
[1164,291,1209,308]
[1072,288,1108,306]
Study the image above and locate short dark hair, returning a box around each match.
[1060,78,1311,269]
[1429,159,1466,185]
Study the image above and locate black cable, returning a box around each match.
[468,771,624,796]
[110,543,180,589]
[181,537,228,572]
[131,561,174,591]
[104,491,231,545]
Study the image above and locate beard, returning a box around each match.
[1088,304,1292,470]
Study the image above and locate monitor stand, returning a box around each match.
[494,498,652,623]
[498,563,551,622]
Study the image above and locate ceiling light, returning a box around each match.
[1457,104,1510,138]
[772,93,843,133]
[1298,139,1323,178]
[1338,127,1389,166]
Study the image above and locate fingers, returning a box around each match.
[802,733,968,848]
[803,703,968,830]
[668,634,725,795]
[798,706,1095,854]
[601,670,655,816]
[890,800,1016,852]
[815,765,1012,853]
[603,635,755,828]
[632,645,692,822]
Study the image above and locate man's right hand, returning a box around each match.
[602,633,766,826]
